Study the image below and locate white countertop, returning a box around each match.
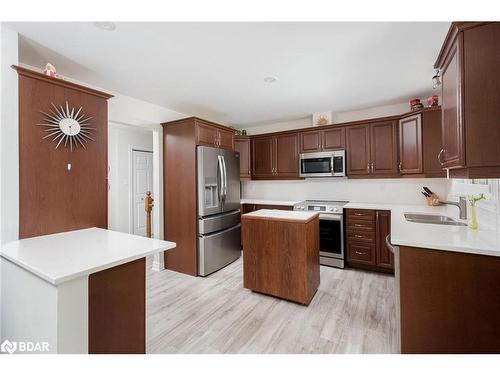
[0,227,176,285]
[240,199,301,207]
[345,202,500,257]
[243,209,319,222]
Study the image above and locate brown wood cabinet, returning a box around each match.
[398,108,446,178]
[345,208,393,273]
[14,66,112,239]
[195,118,234,150]
[242,212,320,305]
[399,245,500,353]
[162,117,236,276]
[234,136,251,180]
[241,203,293,214]
[435,22,500,178]
[299,127,345,153]
[252,133,299,180]
[346,121,398,178]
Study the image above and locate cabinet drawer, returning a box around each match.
[346,209,375,222]
[346,219,375,232]
[347,242,376,265]
[346,230,376,243]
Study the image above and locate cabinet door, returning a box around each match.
[275,133,299,178]
[399,114,423,174]
[346,125,371,176]
[440,34,465,168]
[300,130,322,153]
[252,136,274,179]
[375,210,393,270]
[218,128,234,150]
[422,109,446,177]
[234,137,251,179]
[323,127,345,151]
[196,122,217,147]
[370,121,398,176]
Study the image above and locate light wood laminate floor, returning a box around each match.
[146,256,398,354]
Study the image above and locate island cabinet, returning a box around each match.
[345,209,393,273]
[234,136,251,180]
[346,120,398,178]
[398,108,446,178]
[252,133,299,180]
[399,246,500,353]
[434,22,500,178]
[241,203,293,214]
[299,127,345,153]
[195,118,234,150]
[242,210,320,305]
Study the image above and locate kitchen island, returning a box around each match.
[0,227,176,354]
[242,209,319,305]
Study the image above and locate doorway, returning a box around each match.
[132,150,153,236]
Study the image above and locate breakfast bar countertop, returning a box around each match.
[0,227,176,285]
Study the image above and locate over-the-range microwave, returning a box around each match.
[299,150,346,178]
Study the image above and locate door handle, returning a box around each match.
[437,149,445,165]
[221,155,227,201]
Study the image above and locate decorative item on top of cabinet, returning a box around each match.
[234,136,251,180]
[299,127,345,153]
[345,208,393,273]
[435,22,500,178]
[251,133,299,180]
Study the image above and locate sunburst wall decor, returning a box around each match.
[38,101,94,151]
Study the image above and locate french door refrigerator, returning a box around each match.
[197,146,241,276]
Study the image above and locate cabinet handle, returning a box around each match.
[437,149,445,165]
[354,234,365,238]
[355,251,367,255]
[371,162,375,172]
[398,162,402,172]
[354,224,366,227]
[367,163,370,172]
[354,213,364,216]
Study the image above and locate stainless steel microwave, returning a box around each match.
[299,150,346,178]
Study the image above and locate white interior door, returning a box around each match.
[132,150,153,236]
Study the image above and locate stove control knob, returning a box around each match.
[333,208,339,212]
[328,207,334,212]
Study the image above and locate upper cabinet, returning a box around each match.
[252,133,299,180]
[195,119,234,150]
[234,136,251,180]
[398,108,446,178]
[346,121,398,178]
[435,22,500,178]
[299,127,345,153]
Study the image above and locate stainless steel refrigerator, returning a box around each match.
[197,146,241,276]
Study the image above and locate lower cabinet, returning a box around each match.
[241,203,293,214]
[345,208,394,273]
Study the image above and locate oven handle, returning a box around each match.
[319,214,342,221]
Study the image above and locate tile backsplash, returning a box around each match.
[242,178,448,205]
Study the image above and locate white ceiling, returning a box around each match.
[9,22,450,127]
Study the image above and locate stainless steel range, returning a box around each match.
[294,200,348,268]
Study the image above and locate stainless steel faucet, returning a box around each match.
[438,196,468,220]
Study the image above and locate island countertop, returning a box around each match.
[242,209,319,223]
[0,227,176,285]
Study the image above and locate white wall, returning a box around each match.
[243,101,411,135]
[242,178,447,206]
[0,24,19,342]
[108,124,153,234]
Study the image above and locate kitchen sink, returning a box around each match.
[404,213,467,226]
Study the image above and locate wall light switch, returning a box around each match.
[67,163,72,171]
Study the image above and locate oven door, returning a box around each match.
[318,214,344,260]
[299,153,334,178]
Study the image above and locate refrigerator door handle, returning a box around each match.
[221,155,228,201]
[217,155,223,204]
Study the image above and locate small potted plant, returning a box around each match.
[467,193,486,229]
